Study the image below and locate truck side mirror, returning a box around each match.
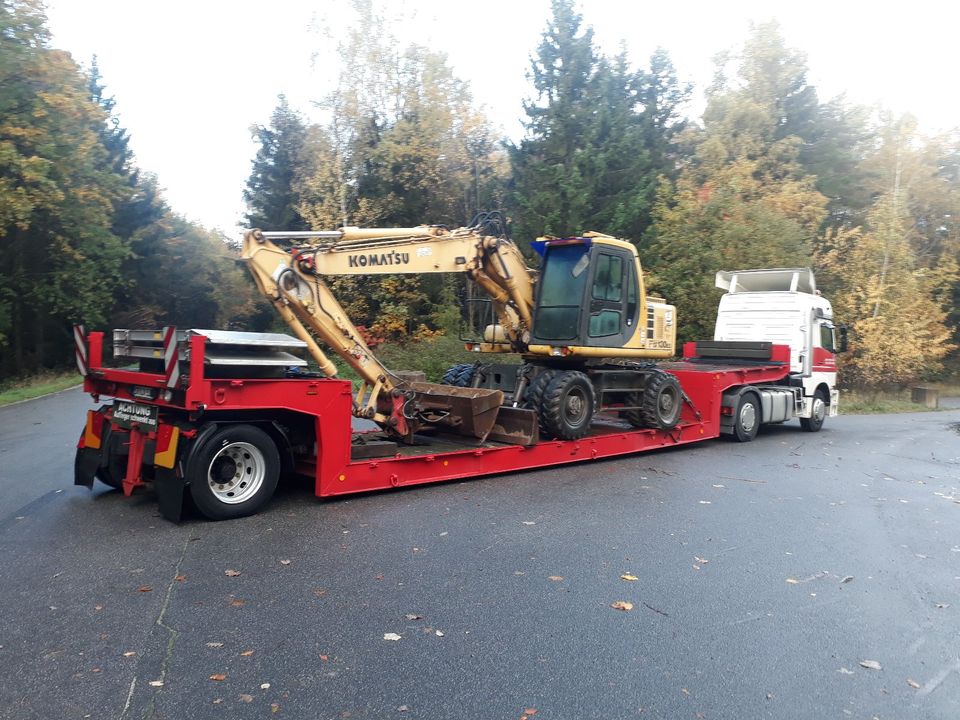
[837,325,849,353]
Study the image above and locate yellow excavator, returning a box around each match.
[240,213,678,445]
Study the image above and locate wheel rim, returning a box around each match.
[207,442,266,504]
[564,387,589,427]
[658,388,678,422]
[739,401,757,433]
[812,397,826,422]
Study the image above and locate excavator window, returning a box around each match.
[534,244,590,340]
[589,254,624,337]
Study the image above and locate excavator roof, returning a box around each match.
[716,268,817,295]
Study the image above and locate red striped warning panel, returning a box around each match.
[162,326,179,388]
[74,325,87,376]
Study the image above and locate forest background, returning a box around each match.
[1,0,957,389]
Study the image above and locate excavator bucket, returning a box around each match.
[407,382,505,441]
[405,382,539,445]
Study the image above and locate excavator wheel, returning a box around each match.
[540,370,596,441]
[441,363,476,387]
[626,370,682,431]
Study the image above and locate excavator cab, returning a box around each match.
[528,236,674,358]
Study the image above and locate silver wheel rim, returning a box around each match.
[739,402,757,433]
[812,397,826,423]
[565,388,588,426]
[207,442,265,505]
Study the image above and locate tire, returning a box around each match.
[522,369,558,412]
[731,392,760,443]
[540,371,596,440]
[800,388,828,432]
[635,370,682,430]
[95,424,124,489]
[186,424,280,520]
[441,363,476,387]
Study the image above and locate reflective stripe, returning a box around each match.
[154,425,180,469]
[74,325,87,376]
[83,409,103,450]
[162,326,180,388]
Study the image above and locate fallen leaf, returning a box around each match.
[230,599,245,607]
[240,649,254,657]
[620,573,638,581]
[206,642,224,648]
[260,683,270,689]
[319,654,328,661]
[907,678,920,689]
[94,605,103,611]
[239,694,253,703]
[213,698,223,704]
[524,710,538,716]
[383,633,402,641]
[280,560,291,565]
[313,588,327,597]
[210,673,227,681]
[935,602,950,609]
[435,630,444,637]
[785,578,799,585]
[698,500,712,505]
[548,576,564,582]
[148,680,164,687]
[837,667,854,675]
[91,667,101,673]
[404,614,423,620]
[174,575,186,582]
[122,651,137,657]
[137,586,152,593]
[397,706,409,713]
[681,688,690,695]
[694,557,709,564]
[859,660,882,671]
[271,703,280,713]
[611,601,634,611]
[224,569,241,577]
[840,575,854,584]
[766,693,775,700]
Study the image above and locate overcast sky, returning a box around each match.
[45,0,959,236]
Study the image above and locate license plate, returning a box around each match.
[113,400,159,432]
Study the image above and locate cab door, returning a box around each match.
[583,248,639,348]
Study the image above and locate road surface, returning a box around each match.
[1,387,958,719]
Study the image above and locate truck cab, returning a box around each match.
[713,268,840,429]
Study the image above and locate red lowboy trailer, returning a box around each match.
[74,327,806,522]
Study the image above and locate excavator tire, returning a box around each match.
[540,370,596,441]
[629,370,682,430]
[441,363,476,387]
[522,369,558,413]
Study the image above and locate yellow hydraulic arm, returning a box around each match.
[240,224,538,441]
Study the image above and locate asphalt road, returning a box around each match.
[1,387,959,720]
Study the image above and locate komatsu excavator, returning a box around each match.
[240,214,679,445]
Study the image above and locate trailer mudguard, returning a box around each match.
[154,466,186,523]
[74,440,100,488]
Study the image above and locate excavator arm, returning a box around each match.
[240,221,538,443]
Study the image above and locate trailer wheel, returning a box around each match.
[541,371,595,440]
[187,425,280,520]
[441,363,476,387]
[94,424,124,489]
[635,371,682,431]
[800,388,828,433]
[731,393,760,442]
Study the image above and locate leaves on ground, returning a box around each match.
[174,575,187,582]
[907,678,921,689]
[137,586,152,592]
[206,642,224,648]
[240,649,254,656]
[404,614,423,620]
[620,573,638,581]
[785,578,799,584]
[435,630,444,637]
[611,601,634,611]
[122,651,137,657]
[935,602,950,609]
[548,576,564,582]
[383,633,402,641]
[260,683,270,689]
[224,569,241,577]
[148,680,164,687]
[209,673,227,681]
[230,599,246,607]
[240,694,254,702]
[837,667,854,675]
[280,560,291,565]
[694,557,709,565]
[859,660,882,670]
[840,575,854,583]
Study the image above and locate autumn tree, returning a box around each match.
[646,21,826,343]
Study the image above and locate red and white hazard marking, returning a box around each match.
[162,326,179,388]
[74,325,87,376]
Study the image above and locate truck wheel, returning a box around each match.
[636,371,682,430]
[187,425,280,520]
[541,371,595,440]
[731,393,760,442]
[800,388,828,432]
[522,369,557,412]
[441,363,476,387]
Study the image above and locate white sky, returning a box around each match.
[45,0,959,237]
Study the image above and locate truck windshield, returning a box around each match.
[534,245,589,341]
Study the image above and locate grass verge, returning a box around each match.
[0,370,81,406]
[840,381,960,415]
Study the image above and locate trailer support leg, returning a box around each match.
[122,430,147,497]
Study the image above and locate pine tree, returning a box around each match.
[244,95,309,230]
